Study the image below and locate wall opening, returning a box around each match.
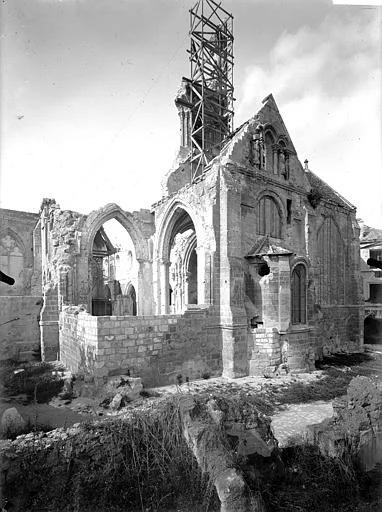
[364,315,382,344]
[287,199,292,224]
[90,218,138,316]
[164,208,198,314]
[291,263,307,324]
[187,248,198,304]
[369,284,382,304]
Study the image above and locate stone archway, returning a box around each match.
[154,201,207,314]
[79,203,150,315]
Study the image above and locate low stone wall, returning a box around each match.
[0,296,43,361]
[59,307,222,387]
[59,311,98,374]
[248,327,317,375]
[286,328,317,371]
[248,328,282,375]
[248,304,363,376]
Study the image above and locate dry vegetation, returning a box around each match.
[1,352,381,511]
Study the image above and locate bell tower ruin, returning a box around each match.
[175,0,234,181]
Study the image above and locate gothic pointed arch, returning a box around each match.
[81,203,149,261]
[291,261,308,324]
[155,199,203,262]
[316,215,345,305]
[155,199,205,314]
[0,228,26,289]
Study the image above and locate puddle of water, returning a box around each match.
[358,431,382,472]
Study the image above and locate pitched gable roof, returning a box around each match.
[305,170,355,210]
[245,236,293,258]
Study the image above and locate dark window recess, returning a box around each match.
[370,249,382,262]
[287,199,292,224]
[369,284,382,304]
[291,264,307,324]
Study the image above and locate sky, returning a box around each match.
[0,0,381,227]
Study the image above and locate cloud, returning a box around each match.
[236,8,382,226]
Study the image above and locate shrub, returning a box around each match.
[1,418,52,441]
[1,361,64,403]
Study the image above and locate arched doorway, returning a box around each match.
[90,218,139,316]
[159,207,199,314]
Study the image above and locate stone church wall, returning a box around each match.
[0,208,40,296]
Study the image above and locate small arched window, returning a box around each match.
[291,264,307,324]
[264,131,275,172]
[278,140,290,179]
[258,195,282,238]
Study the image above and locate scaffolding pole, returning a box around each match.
[188,0,234,181]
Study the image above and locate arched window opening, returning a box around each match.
[0,232,24,293]
[258,195,282,238]
[277,141,290,179]
[125,284,137,316]
[187,248,198,304]
[291,264,307,324]
[90,219,138,316]
[164,208,198,314]
[264,131,275,172]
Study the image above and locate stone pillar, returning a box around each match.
[219,170,248,378]
[179,108,185,147]
[273,148,278,175]
[40,287,60,361]
[31,221,43,296]
[185,110,190,147]
[137,258,153,315]
[278,256,291,331]
[261,255,291,331]
[195,245,206,305]
[159,259,170,314]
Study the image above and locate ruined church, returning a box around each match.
[0,1,363,386]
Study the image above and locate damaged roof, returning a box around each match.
[305,169,355,210]
[245,236,293,258]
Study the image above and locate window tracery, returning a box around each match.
[0,233,24,285]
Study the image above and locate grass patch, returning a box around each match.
[248,444,382,512]
[263,368,353,408]
[259,352,378,411]
[317,352,374,369]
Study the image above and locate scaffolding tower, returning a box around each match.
[189,0,234,180]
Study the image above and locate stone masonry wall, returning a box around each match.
[60,307,222,387]
[0,296,43,361]
[248,328,282,375]
[316,305,363,356]
[59,310,98,374]
[0,208,40,296]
